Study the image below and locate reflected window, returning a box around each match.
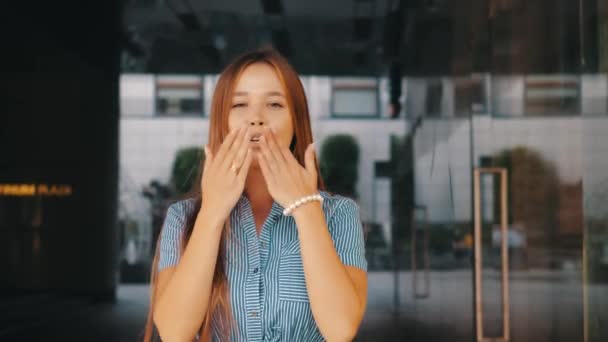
[120,74,155,116]
[155,75,203,116]
[525,75,580,116]
[455,77,486,116]
[331,78,379,118]
[425,81,443,117]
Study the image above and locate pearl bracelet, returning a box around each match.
[282,194,323,216]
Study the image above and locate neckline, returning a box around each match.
[237,193,284,218]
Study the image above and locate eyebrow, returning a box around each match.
[233,91,285,98]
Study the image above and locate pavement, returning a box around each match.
[0,271,603,341]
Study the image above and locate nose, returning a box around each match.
[248,119,265,126]
[247,102,266,127]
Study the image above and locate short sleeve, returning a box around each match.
[328,197,368,271]
[157,202,186,271]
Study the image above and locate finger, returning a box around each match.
[202,145,213,186]
[215,126,245,164]
[265,127,288,164]
[237,147,253,184]
[304,142,316,177]
[231,127,252,169]
[204,145,213,167]
[259,135,278,173]
[256,146,275,187]
[283,142,302,169]
[264,127,291,175]
[221,126,251,171]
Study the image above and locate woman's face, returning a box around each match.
[227,62,294,168]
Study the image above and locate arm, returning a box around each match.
[153,126,252,341]
[153,206,225,342]
[292,199,368,342]
[253,128,367,340]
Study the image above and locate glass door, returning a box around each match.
[466,0,595,340]
[400,75,477,342]
[359,1,607,340]
[469,74,586,341]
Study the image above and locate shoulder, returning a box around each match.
[165,197,199,224]
[158,198,199,270]
[319,191,367,267]
[319,191,361,222]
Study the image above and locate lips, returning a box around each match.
[250,133,262,142]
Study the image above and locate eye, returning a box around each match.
[232,103,246,108]
[269,102,284,108]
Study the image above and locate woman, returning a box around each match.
[144,48,368,342]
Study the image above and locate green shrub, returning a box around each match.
[171,146,204,194]
[319,134,360,198]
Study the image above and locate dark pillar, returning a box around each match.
[0,1,122,300]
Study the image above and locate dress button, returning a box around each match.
[252,267,259,274]
[250,311,258,317]
[261,242,266,248]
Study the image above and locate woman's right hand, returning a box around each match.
[200,126,253,223]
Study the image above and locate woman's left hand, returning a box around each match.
[257,126,318,209]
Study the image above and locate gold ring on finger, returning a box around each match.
[230,163,238,173]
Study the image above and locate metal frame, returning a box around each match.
[474,167,510,342]
[411,205,430,299]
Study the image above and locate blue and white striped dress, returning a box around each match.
[157,190,368,341]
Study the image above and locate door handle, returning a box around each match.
[411,205,430,299]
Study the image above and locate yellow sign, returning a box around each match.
[0,184,72,197]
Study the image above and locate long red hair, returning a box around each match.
[143,47,325,341]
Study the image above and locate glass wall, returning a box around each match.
[362,1,607,341]
[118,1,607,340]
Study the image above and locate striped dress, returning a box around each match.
[157,190,368,341]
